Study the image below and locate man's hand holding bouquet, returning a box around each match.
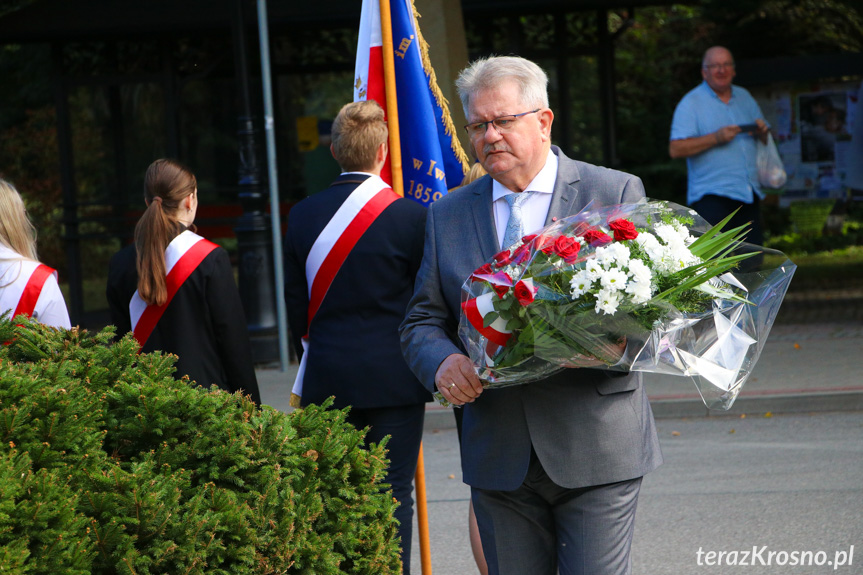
[455,200,796,410]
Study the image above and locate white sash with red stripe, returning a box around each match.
[12,263,56,319]
[130,230,218,348]
[291,175,398,406]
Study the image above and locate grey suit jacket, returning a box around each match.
[400,146,663,491]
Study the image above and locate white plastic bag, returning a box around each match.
[756,133,787,189]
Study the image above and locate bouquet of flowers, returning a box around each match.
[457,199,796,410]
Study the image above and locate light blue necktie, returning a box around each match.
[502,192,533,248]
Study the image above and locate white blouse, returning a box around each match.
[0,244,71,329]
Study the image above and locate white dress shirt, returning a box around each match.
[492,150,558,248]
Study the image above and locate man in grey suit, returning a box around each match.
[399,56,662,575]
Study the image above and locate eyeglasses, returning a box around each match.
[464,109,540,138]
[703,63,735,71]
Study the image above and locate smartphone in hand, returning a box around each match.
[738,123,758,133]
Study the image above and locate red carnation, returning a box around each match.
[514,280,536,306]
[553,236,582,263]
[582,229,612,247]
[608,218,639,241]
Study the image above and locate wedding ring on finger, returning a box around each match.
[449,382,456,389]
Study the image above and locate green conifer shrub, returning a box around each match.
[0,316,401,574]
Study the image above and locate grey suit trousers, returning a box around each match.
[472,448,641,575]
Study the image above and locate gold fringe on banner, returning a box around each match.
[289,393,302,408]
[410,0,471,177]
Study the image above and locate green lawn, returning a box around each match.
[764,245,863,292]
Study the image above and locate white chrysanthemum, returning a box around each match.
[594,245,614,266]
[643,245,676,275]
[672,220,696,245]
[635,232,661,251]
[584,258,604,280]
[640,229,697,275]
[594,243,628,267]
[606,242,631,265]
[625,279,653,304]
[652,223,674,243]
[654,222,689,249]
[627,258,652,283]
[569,271,593,298]
[595,288,620,315]
[600,268,628,291]
[667,244,700,271]
[635,233,665,266]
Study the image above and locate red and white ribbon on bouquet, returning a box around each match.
[291,175,399,407]
[462,293,512,347]
[462,292,515,365]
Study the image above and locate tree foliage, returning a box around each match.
[0,316,402,574]
[700,0,863,56]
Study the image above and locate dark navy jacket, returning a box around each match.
[283,173,431,409]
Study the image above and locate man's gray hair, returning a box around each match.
[455,56,549,117]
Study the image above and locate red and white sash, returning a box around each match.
[290,175,399,407]
[13,263,56,319]
[130,230,218,348]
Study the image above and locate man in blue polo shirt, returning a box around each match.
[670,46,769,247]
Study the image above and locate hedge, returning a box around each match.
[0,316,401,574]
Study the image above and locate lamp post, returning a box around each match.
[232,0,278,364]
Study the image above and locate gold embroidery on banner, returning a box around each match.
[395,35,414,59]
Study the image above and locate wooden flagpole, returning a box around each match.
[379,1,429,571]
[414,442,432,574]
[378,0,405,197]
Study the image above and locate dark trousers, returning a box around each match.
[472,449,642,575]
[346,403,426,575]
[692,193,764,271]
[691,193,763,247]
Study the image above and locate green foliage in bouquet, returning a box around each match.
[0,315,401,574]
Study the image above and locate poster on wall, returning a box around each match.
[798,91,851,163]
[755,83,859,205]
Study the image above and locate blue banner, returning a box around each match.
[388,0,468,205]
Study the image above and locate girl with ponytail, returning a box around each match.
[107,159,261,404]
[135,159,199,306]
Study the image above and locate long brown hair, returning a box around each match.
[135,159,197,306]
